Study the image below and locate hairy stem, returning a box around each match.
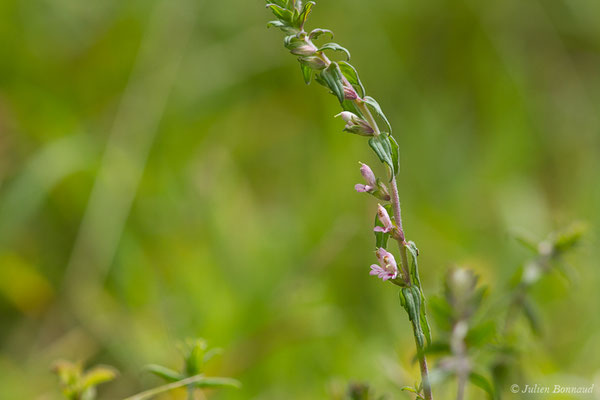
[419,349,433,400]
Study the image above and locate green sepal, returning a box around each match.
[318,42,351,60]
[319,62,345,103]
[338,61,365,98]
[363,96,392,134]
[368,133,399,179]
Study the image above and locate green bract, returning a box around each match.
[318,42,351,60]
[368,133,400,179]
[339,61,365,97]
[319,62,346,103]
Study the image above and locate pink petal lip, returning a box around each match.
[374,226,391,233]
[355,184,374,193]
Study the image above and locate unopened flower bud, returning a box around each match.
[343,85,358,100]
[355,162,376,193]
[375,182,391,201]
[299,55,327,70]
[360,163,376,187]
[289,41,318,56]
[374,204,394,234]
[335,112,374,136]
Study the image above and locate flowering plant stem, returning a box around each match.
[265,2,433,398]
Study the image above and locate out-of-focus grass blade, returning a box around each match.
[122,374,240,400]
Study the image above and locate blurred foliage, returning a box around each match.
[53,360,117,400]
[0,0,599,399]
[143,338,240,399]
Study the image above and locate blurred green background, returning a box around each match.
[0,0,599,398]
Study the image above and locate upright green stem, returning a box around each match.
[416,341,433,400]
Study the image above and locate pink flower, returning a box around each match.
[354,162,377,193]
[373,204,394,233]
[370,248,399,281]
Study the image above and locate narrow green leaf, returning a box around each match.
[512,230,539,253]
[267,20,285,29]
[123,374,240,400]
[389,134,400,177]
[265,0,289,8]
[295,1,315,28]
[553,222,586,254]
[320,62,345,103]
[401,288,419,324]
[193,377,242,389]
[401,287,425,348]
[400,386,424,399]
[405,241,422,287]
[405,242,432,346]
[368,134,395,178]
[203,348,223,364]
[314,72,327,88]
[469,372,495,399]
[309,28,334,41]
[80,366,118,390]
[318,42,351,60]
[417,287,432,347]
[338,61,365,97]
[363,96,392,134]
[283,34,295,47]
[144,364,183,383]
[266,3,293,22]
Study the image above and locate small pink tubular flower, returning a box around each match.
[354,162,377,193]
[370,248,399,281]
[373,204,394,233]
